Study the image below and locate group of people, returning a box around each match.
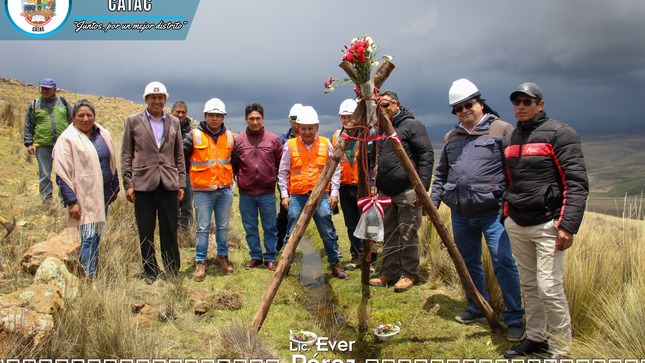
[430,79,588,359]
[25,76,588,359]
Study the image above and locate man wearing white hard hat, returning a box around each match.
[277,106,349,280]
[121,81,186,284]
[431,78,525,342]
[183,98,237,281]
[276,103,303,252]
[331,99,375,272]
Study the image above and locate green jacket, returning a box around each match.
[23,96,71,147]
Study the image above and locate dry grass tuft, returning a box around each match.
[217,320,276,359]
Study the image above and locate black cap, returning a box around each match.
[510,82,543,102]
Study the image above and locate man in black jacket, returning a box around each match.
[502,82,589,359]
[172,101,194,234]
[369,90,434,292]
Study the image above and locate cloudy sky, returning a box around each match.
[2,0,645,140]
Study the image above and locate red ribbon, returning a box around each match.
[387,131,401,143]
[341,131,388,142]
[357,196,392,217]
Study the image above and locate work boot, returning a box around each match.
[331,263,349,280]
[215,254,234,274]
[393,276,415,292]
[193,261,206,282]
[369,275,392,287]
[244,259,263,269]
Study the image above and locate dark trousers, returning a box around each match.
[275,203,289,252]
[134,185,180,277]
[339,184,362,255]
[178,174,193,232]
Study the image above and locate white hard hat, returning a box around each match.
[289,103,303,118]
[448,78,480,106]
[203,98,227,115]
[338,98,358,116]
[296,106,319,125]
[143,81,169,100]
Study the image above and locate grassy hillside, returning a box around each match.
[582,134,645,217]
[1,77,643,359]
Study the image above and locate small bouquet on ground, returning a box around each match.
[374,322,401,341]
[289,329,318,346]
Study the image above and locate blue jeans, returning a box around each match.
[194,188,233,261]
[286,194,340,266]
[451,212,525,325]
[36,145,54,202]
[79,207,108,278]
[239,193,278,262]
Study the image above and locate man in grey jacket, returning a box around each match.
[431,79,524,342]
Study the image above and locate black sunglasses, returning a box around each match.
[453,100,477,114]
[512,99,537,107]
[290,116,298,121]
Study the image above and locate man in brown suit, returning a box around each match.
[121,81,186,284]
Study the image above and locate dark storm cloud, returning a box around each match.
[2,0,644,138]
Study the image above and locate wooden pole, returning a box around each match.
[249,62,396,333]
[341,59,501,332]
[339,60,395,289]
[375,107,503,333]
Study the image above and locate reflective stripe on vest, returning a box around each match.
[288,136,330,194]
[332,130,359,185]
[189,128,234,192]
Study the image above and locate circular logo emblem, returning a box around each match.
[5,0,72,37]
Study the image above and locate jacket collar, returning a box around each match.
[517,111,549,131]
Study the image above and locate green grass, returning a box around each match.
[1,77,644,359]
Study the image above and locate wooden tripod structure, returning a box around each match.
[249,60,502,334]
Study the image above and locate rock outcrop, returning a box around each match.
[0,284,63,344]
[21,227,80,274]
[34,256,80,299]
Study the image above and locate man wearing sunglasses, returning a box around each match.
[502,82,588,359]
[369,90,434,293]
[431,79,525,342]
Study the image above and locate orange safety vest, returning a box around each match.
[332,130,359,185]
[189,128,234,192]
[288,136,330,194]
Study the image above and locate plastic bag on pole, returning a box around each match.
[354,203,384,242]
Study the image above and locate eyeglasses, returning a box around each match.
[290,116,297,121]
[512,99,537,107]
[453,100,477,114]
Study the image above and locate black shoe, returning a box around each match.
[506,323,526,342]
[455,309,485,324]
[504,339,549,358]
